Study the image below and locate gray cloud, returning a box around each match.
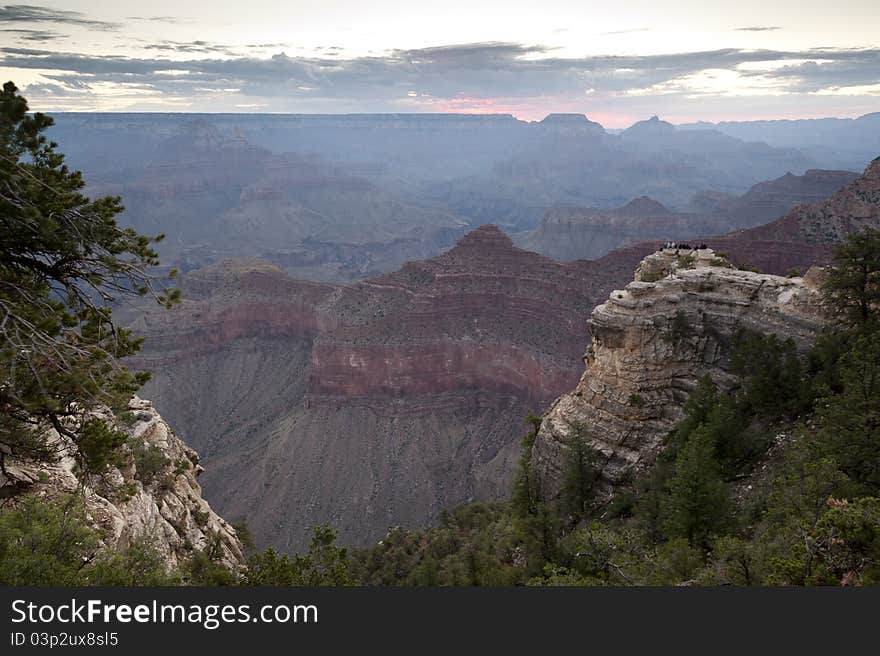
[2,41,878,113]
[126,16,190,24]
[143,40,237,55]
[745,52,880,92]
[134,39,291,56]
[735,26,782,32]
[1,27,62,41]
[0,4,118,30]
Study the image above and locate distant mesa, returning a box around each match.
[517,166,863,264]
[448,223,514,251]
[538,113,606,135]
[690,169,860,223]
[540,113,595,124]
[591,156,880,281]
[619,196,671,215]
[622,115,676,136]
[515,195,716,261]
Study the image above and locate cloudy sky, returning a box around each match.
[1,1,878,126]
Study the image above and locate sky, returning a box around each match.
[0,1,878,127]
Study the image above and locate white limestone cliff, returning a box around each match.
[531,248,827,500]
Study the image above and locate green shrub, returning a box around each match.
[0,495,98,585]
[676,254,696,269]
[192,508,210,527]
[128,438,170,485]
[184,533,238,585]
[88,536,180,585]
[729,329,808,417]
[114,480,139,503]
[78,419,128,474]
[246,526,355,586]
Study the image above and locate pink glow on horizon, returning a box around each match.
[405,95,875,128]
[405,94,597,122]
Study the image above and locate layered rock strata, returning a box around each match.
[134,226,604,549]
[531,248,827,499]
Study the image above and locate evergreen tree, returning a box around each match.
[730,330,805,417]
[246,526,356,585]
[511,414,542,517]
[0,82,177,477]
[816,331,880,494]
[663,426,730,548]
[811,497,880,585]
[822,228,880,329]
[667,374,718,452]
[0,495,97,585]
[560,425,600,521]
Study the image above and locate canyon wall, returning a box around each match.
[744,157,880,243]
[135,226,606,550]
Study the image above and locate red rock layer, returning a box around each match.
[129,260,336,361]
[308,225,599,407]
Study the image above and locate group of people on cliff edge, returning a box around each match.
[662,241,708,250]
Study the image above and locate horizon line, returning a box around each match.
[38,110,880,126]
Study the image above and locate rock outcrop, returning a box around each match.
[1,397,244,572]
[531,248,826,499]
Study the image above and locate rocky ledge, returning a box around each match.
[531,248,827,500]
[0,397,244,572]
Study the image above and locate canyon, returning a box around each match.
[48,111,841,284]
[134,226,612,549]
[129,157,880,550]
